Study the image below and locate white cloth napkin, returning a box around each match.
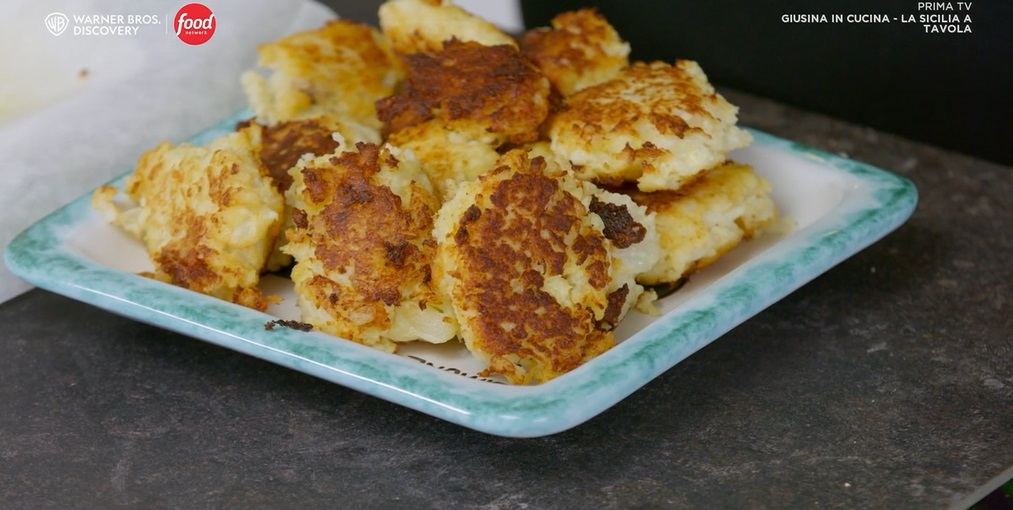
[0,0,337,304]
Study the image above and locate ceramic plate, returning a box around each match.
[4,110,917,437]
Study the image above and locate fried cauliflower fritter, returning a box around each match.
[283,142,457,352]
[92,126,284,311]
[378,0,516,55]
[88,6,782,385]
[548,60,753,192]
[520,8,630,96]
[385,120,501,201]
[241,20,403,126]
[432,149,659,384]
[253,112,383,271]
[377,40,552,200]
[376,39,552,146]
[622,161,778,285]
[255,112,381,192]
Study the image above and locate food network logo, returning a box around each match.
[173,3,216,45]
[43,3,216,45]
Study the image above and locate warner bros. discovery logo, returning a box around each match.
[45,12,69,36]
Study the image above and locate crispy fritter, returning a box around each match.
[91,126,284,311]
[378,0,516,55]
[240,20,403,126]
[257,113,381,192]
[548,60,753,192]
[283,142,457,352]
[432,149,659,384]
[376,39,552,146]
[385,120,501,201]
[520,8,630,96]
[90,8,782,385]
[255,112,382,271]
[622,161,778,285]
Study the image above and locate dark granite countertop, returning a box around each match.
[1,88,1010,509]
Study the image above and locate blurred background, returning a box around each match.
[327,0,1013,166]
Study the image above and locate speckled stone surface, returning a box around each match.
[1,90,1010,509]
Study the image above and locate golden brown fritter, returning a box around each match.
[378,0,516,55]
[621,161,778,285]
[376,39,552,146]
[256,113,381,192]
[283,142,457,352]
[432,149,659,384]
[92,126,284,311]
[89,7,780,386]
[520,8,630,96]
[548,60,752,192]
[258,117,341,192]
[252,112,383,271]
[241,20,404,126]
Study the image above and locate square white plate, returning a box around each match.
[4,110,917,437]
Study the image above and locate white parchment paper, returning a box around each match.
[0,0,337,304]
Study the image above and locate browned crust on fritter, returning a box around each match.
[155,243,220,296]
[588,196,646,249]
[445,153,615,383]
[598,283,629,332]
[259,119,342,191]
[375,39,551,144]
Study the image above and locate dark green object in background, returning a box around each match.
[968,475,1013,510]
[520,0,1013,166]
